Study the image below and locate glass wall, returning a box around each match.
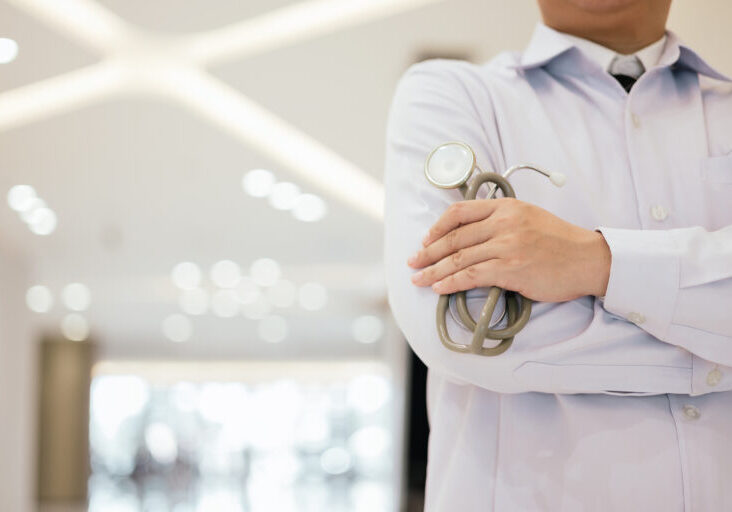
[88,361,395,512]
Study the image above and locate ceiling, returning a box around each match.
[0,0,730,360]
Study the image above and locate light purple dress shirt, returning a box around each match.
[384,23,732,511]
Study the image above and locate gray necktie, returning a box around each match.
[609,54,645,92]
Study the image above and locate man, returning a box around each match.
[384,0,732,510]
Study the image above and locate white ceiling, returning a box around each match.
[0,0,730,360]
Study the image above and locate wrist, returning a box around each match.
[588,230,611,297]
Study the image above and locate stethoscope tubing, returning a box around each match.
[435,171,532,356]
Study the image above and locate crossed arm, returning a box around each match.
[384,60,732,395]
[408,197,612,302]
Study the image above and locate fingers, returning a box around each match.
[431,260,505,295]
[409,218,493,269]
[421,198,511,247]
[411,241,499,286]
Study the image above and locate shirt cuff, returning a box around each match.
[596,227,681,339]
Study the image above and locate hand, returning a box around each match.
[407,198,611,302]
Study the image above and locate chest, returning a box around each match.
[479,67,732,232]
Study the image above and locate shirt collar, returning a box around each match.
[513,22,730,82]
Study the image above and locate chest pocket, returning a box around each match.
[701,153,732,184]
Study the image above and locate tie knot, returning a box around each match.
[609,54,645,79]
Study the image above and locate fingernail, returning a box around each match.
[422,235,429,246]
[407,254,416,266]
[411,271,423,283]
[432,280,442,291]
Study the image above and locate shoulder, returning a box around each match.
[395,53,524,96]
[389,53,526,124]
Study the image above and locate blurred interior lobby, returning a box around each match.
[0,1,730,511]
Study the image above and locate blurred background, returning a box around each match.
[0,1,730,511]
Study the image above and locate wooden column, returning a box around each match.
[37,337,93,503]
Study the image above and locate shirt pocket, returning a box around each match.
[701,153,732,184]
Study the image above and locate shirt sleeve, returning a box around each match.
[597,225,732,392]
[384,60,523,392]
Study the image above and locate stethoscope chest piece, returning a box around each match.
[424,141,475,189]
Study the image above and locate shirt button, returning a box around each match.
[627,312,646,324]
[682,404,701,420]
[650,204,668,221]
[631,113,641,128]
[707,367,723,387]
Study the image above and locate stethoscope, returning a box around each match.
[424,142,566,356]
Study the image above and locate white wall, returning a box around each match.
[0,244,36,512]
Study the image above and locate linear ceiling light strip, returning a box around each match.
[7,0,131,53]
[163,67,384,220]
[187,0,445,65]
[0,62,125,132]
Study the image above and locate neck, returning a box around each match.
[540,0,670,54]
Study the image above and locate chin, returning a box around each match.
[566,0,641,13]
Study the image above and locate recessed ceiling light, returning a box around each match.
[236,276,261,305]
[178,288,208,315]
[162,313,192,342]
[268,182,300,210]
[7,185,37,212]
[351,315,383,344]
[19,198,46,222]
[242,168,275,197]
[250,258,281,287]
[62,282,91,311]
[26,207,57,236]
[292,193,327,222]
[61,313,90,342]
[210,259,241,288]
[0,38,18,64]
[26,285,53,313]
[171,262,201,290]
[210,289,240,318]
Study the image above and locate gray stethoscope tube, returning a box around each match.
[424,142,566,356]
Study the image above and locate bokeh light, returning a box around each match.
[178,288,209,315]
[211,289,240,318]
[171,262,202,290]
[268,182,300,210]
[61,313,90,341]
[7,184,36,211]
[292,193,327,222]
[62,282,91,311]
[210,259,241,288]
[25,285,53,313]
[250,258,281,287]
[0,38,18,64]
[351,315,383,344]
[242,169,275,198]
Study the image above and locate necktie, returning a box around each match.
[609,54,645,92]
